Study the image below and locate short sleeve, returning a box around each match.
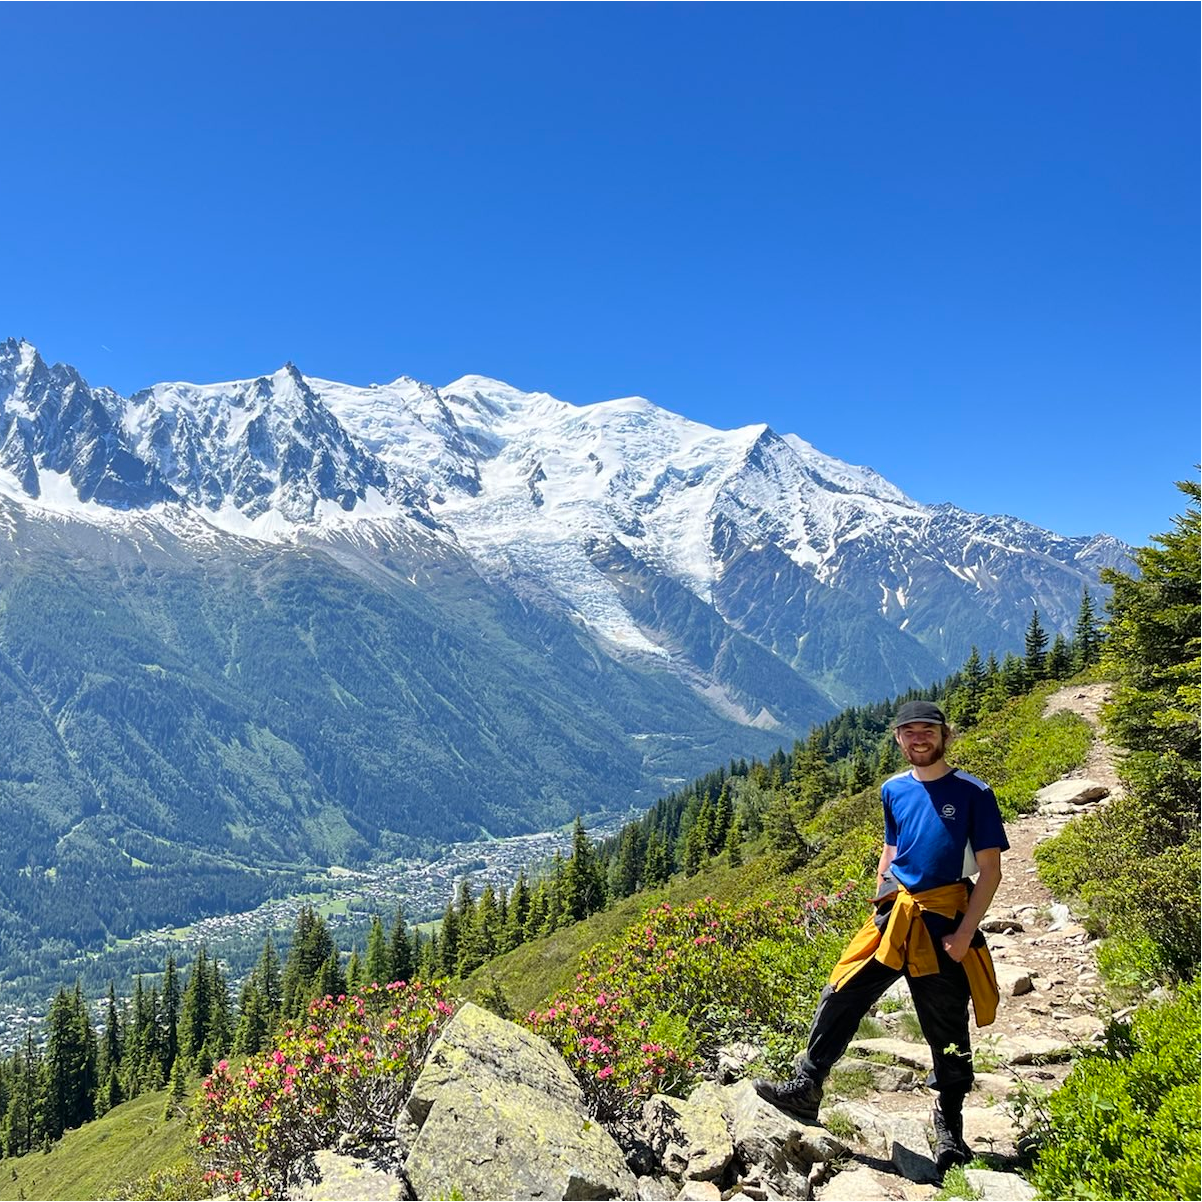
[882,786,898,847]
[968,786,1010,853]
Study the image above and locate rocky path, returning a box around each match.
[811,684,1120,1202]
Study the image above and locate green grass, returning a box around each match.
[950,683,1093,818]
[462,852,769,1015]
[0,1090,194,1202]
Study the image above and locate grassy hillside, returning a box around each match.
[0,1090,192,1202]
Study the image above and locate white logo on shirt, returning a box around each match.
[941,804,956,818]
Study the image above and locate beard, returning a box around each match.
[901,735,945,767]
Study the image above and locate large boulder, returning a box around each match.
[400,1003,636,1200]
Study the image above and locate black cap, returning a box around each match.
[892,700,947,728]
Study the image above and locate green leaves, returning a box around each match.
[1030,982,1200,1201]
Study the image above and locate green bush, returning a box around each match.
[1029,980,1200,1201]
[1037,797,1202,981]
[195,981,454,1198]
[951,690,1092,819]
[527,885,860,1118]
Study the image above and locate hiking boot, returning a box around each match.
[932,1098,972,1175]
[753,1074,823,1123]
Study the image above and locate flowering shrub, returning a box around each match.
[196,981,454,1198]
[528,884,861,1119]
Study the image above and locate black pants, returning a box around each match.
[798,939,975,1100]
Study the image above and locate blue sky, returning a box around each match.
[1,3,1195,546]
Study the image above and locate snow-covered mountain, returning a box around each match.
[1,337,1130,709]
[0,337,1136,973]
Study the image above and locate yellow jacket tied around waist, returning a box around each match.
[828,882,1000,1028]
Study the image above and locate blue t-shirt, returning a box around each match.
[881,768,1009,893]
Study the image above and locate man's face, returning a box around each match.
[895,721,945,767]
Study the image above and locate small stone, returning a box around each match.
[1035,779,1110,807]
[963,1168,1039,1200]
[676,1181,721,1201]
[995,964,1034,996]
[818,1166,897,1200]
[637,1176,677,1201]
[981,917,1024,934]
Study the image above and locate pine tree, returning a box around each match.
[1024,607,1049,681]
[710,785,733,854]
[255,935,283,1032]
[97,982,123,1086]
[790,732,836,819]
[724,811,745,868]
[165,1057,188,1120]
[609,826,645,899]
[1071,587,1103,671]
[981,650,1009,714]
[178,948,212,1070]
[681,822,706,876]
[1046,632,1072,679]
[232,978,269,1056]
[500,872,531,952]
[949,646,986,726]
[642,831,671,887]
[281,907,337,1015]
[1095,478,1201,975]
[161,954,181,1078]
[346,948,363,991]
[562,819,604,922]
[764,791,806,868]
[1001,651,1027,697]
[847,747,874,793]
[43,984,96,1139]
[436,898,461,976]
[387,906,413,984]
[364,915,389,987]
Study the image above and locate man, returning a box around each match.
[754,699,1007,1175]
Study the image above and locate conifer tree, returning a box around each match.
[178,948,212,1069]
[161,953,181,1076]
[346,948,363,991]
[281,908,336,1014]
[1071,587,1103,671]
[847,747,874,793]
[387,906,413,983]
[1001,651,1027,696]
[43,984,96,1139]
[255,935,283,1029]
[949,646,986,726]
[523,885,548,942]
[764,791,806,868]
[1024,607,1049,681]
[724,811,745,868]
[1046,632,1072,679]
[436,898,461,976]
[501,872,531,952]
[312,951,346,1001]
[681,822,706,876]
[610,826,645,899]
[97,982,122,1086]
[364,915,389,986]
[232,977,269,1056]
[1095,478,1201,974]
[642,831,671,887]
[165,1057,188,1120]
[786,735,831,820]
[562,819,604,921]
[981,651,1009,714]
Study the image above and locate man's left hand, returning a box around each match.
[942,928,974,963]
